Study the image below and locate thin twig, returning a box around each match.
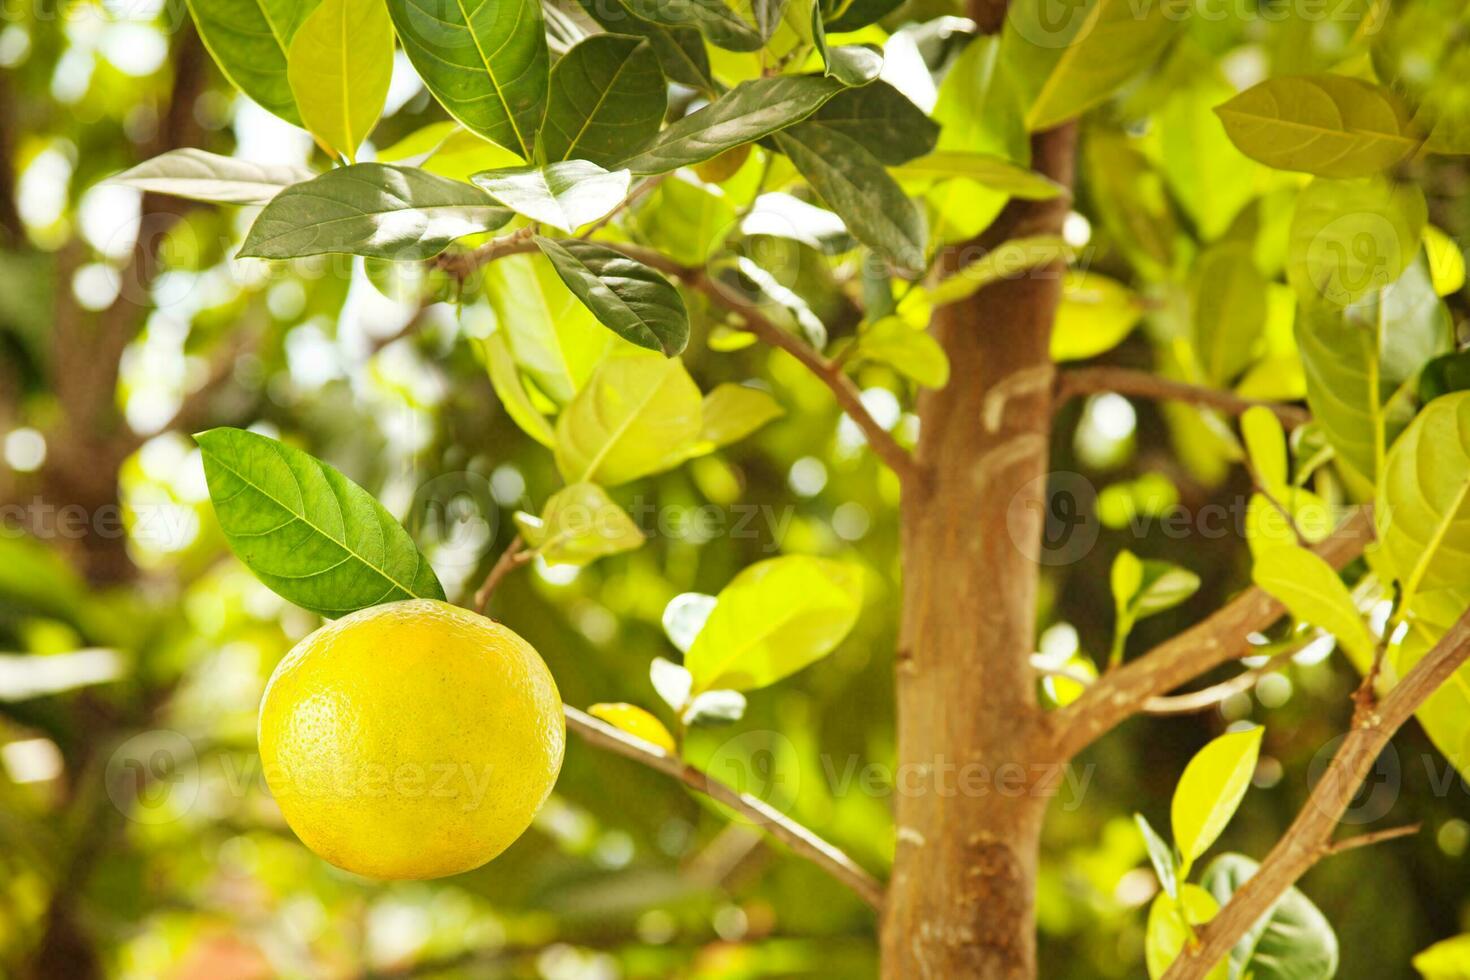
[1165,609,1470,979]
[1320,822,1421,858]
[1053,507,1375,760]
[473,536,529,613]
[1056,366,1310,428]
[435,225,538,281]
[563,704,885,909]
[1141,650,1295,715]
[579,173,667,239]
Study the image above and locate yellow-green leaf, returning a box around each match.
[1250,532,1377,672]
[286,0,393,162]
[852,315,950,388]
[1050,271,1141,362]
[1241,405,1288,497]
[698,383,784,448]
[1425,225,1467,297]
[1171,727,1262,873]
[588,702,677,753]
[478,332,556,447]
[1145,885,1229,980]
[516,483,645,566]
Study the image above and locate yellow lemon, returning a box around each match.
[258,599,564,879]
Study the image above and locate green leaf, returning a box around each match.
[1249,521,1377,672]
[1146,885,1229,980]
[555,353,704,485]
[852,315,950,389]
[1192,243,1267,386]
[540,35,667,167]
[107,149,314,206]
[184,0,316,124]
[891,151,1065,200]
[1112,551,1200,623]
[196,427,445,617]
[386,0,548,158]
[1215,74,1421,179]
[804,80,937,167]
[514,482,645,566]
[1296,255,1452,495]
[1287,177,1427,308]
[534,237,690,357]
[821,0,901,31]
[631,175,737,266]
[1201,853,1339,980]
[684,555,863,693]
[1241,405,1289,496]
[921,237,1068,309]
[662,593,718,654]
[286,0,393,162]
[1414,933,1470,980]
[1392,589,1470,786]
[484,252,628,405]
[619,74,846,174]
[698,383,784,447]
[239,164,512,260]
[1171,727,1263,873]
[1050,271,1142,362]
[1004,0,1187,132]
[1420,351,1470,404]
[1424,225,1466,297]
[811,5,881,87]
[1134,812,1179,900]
[577,0,713,91]
[1377,392,1470,605]
[621,0,762,52]
[1084,130,1179,280]
[472,161,631,231]
[774,126,926,276]
[477,332,557,447]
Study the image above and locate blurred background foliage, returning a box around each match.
[1,0,1469,976]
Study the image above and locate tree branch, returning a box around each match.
[1055,366,1310,428]
[563,705,885,910]
[473,536,529,612]
[1164,607,1470,980]
[1052,506,1374,760]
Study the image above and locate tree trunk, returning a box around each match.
[882,119,1077,978]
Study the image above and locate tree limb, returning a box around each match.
[1052,506,1374,760]
[1164,607,1470,980]
[1055,366,1310,428]
[473,536,529,612]
[563,705,885,910]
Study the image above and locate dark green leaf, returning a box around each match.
[239,164,512,260]
[577,0,713,91]
[808,80,937,166]
[535,237,690,356]
[108,149,314,206]
[386,0,548,158]
[811,5,881,86]
[472,161,631,230]
[619,74,847,174]
[1420,350,1470,403]
[1215,74,1421,179]
[196,427,445,618]
[822,0,903,32]
[184,0,318,124]
[774,125,927,275]
[541,35,667,167]
[622,0,762,52]
[1201,853,1339,980]
[753,0,789,40]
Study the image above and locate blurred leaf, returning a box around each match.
[1215,74,1420,178]
[184,0,315,124]
[1287,177,1427,308]
[387,0,548,158]
[620,75,846,174]
[1050,271,1141,362]
[541,36,667,167]
[622,0,763,52]
[1377,392,1470,605]
[239,164,512,259]
[535,237,690,356]
[473,162,631,230]
[930,237,1070,309]
[1192,243,1267,386]
[108,149,314,205]
[1134,812,1179,900]
[555,353,704,485]
[1111,550,1199,665]
[1171,727,1262,874]
[651,655,695,710]
[633,175,738,266]
[663,594,719,655]
[1146,885,1229,980]
[684,555,862,693]
[1155,71,1261,241]
[1085,131,1179,279]
[1420,351,1470,403]
[1424,225,1466,297]
[589,703,677,752]
[683,689,747,725]
[287,0,393,162]
[1201,853,1339,980]
[1296,255,1451,495]
[577,0,714,91]
[1241,405,1288,496]
[1004,0,1187,132]
[852,316,949,388]
[1414,933,1470,980]
[515,482,645,565]
[479,333,557,447]
[196,427,445,617]
[698,383,785,447]
[822,0,902,31]
[892,151,1064,199]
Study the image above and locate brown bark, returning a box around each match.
[882,121,1077,978]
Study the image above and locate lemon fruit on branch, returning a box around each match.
[258,599,564,880]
